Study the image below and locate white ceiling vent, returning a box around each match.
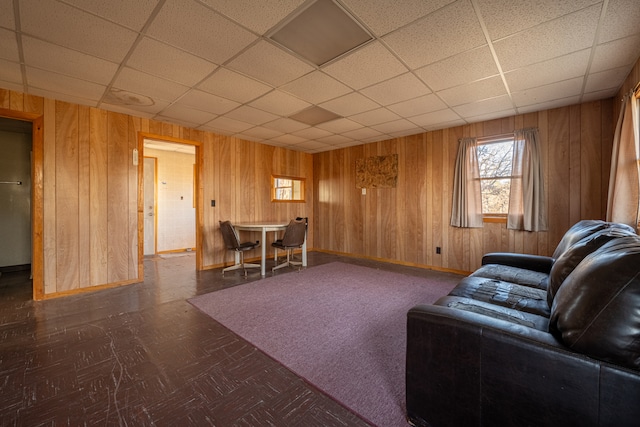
[269,0,373,67]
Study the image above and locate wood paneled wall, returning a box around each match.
[313,100,614,274]
[0,89,313,298]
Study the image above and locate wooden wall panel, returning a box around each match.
[89,108,108,286]
[55,101,80,292]
[313,99,616,273]
[107,112,129,283]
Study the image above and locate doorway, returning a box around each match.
[141,136,198,264]
[0,118,32,274]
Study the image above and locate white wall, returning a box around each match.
[145,148,195,252]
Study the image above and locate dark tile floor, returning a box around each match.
[0,252,442,426]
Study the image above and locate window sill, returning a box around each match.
[483,215,507,224]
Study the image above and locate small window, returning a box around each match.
[272,175,305,202]
[477,138,514,216]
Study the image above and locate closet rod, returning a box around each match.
[0,181,22,185]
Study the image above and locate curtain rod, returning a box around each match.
[477,132,515,142]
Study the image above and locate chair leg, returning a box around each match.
[222,251,260,276]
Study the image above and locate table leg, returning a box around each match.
[260,228,267,276]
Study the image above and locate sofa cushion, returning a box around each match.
[471,264,548,289]
[546,227,635,307]
[434,295,550,331]
[449,276,550,318]
[549,235,640,371]
[551,220,634,259]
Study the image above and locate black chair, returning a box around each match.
[272,217,307,272]
[219,220,260,276]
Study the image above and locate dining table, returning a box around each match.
[234,221,307,276]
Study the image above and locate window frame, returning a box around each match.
[271,174,306,203]
[476,135,516,222]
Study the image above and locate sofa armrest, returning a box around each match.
[481,252,554,273]
[406,304,640,427]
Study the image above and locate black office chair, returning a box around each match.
[272,217,307,272]
[219,220,260,276]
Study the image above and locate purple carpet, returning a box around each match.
[188,262,460,426]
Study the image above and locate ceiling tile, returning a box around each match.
[292,127,333,139]
[598,0,640,43]
[249,90,311,116]
[316,118,362,133]
[178,89,240,115]
[239,126,283,140]
[415,46,498,92]
[289,139,333,152]
[408,108,461,128]
[582,88,618,102]
[22,36,118,85]
[453,95,514,118]
[28,86,100,108]
[361,72,431,105]
[350,108,400,127]
[512,77,583,108]
[197,67,272,103]
[280,71,352,104]
[102,96,170,116]
[225,105,279,126]
[343,127,384,140]
[317,134,353,145]
[227,40,314,87]
[61,0,159,32]
[477,0,600,40]
[146,0,257,64]
[127,37,217,86]
[591,34,640,73]
[0,28,19,61]
[205,116,254,133]
[322,41,407,90]
[0,58,23,85]
[269,134,307,145]
[371,118,416,134]
[320,92,379,116]
[504,50,591,92]
[199,0,305,35]
[26,67,106,102]
[159,103,218,126]
[0,0,14,29]
[585,66,632,93]
[387,94,448,117]
[517,96,581,114]
[112,67,189,102]
[341,0,455,36]
[19,0,138,62]
[464,108,517,123]
[437,76,507,106]
[494,5,601,72]
[263,117,310,133]
[383,0,486,69]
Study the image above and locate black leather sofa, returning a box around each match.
[406,220,640,427]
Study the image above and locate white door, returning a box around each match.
[143,157,156,256]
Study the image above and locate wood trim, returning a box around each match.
[0,108,45,300]
[312,249,472,276]
[38,278,140,300]
[138,132,203,271]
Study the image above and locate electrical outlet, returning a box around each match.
[211,200,216,207]
[436,247,441,254]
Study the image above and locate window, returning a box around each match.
[272,175,305,202]
[477,137,514,216]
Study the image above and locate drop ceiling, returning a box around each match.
[1,0,639,153]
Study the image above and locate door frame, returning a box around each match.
[137,132,203,271]
[0,108,44,300]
